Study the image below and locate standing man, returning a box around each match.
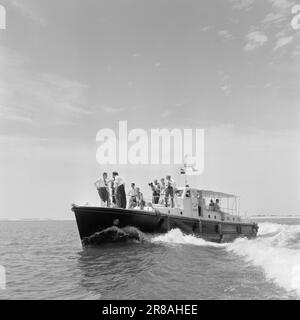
[165,175,176,208]
[136,187,145,210]
[113,172,127,209]
[128,182,137,208]
[94,172,110,207]
[153,179,161,204]
[159,178,166,205]
[149,179,160,204]
[110,176,116,206]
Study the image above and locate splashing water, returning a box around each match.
[82,226,145,245]
[151,228,226,248]
[151,222,300,297]
[227,223,300,296]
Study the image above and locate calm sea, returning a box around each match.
[0,218,299,300]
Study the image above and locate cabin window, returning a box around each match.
[227,217,229,221]
[208,215,211,218]
[233,218,235,221]
[214,216,216,219]
[175,190,183,197]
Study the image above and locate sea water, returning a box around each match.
[0,218,299,299]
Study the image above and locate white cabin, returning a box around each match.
[153,186,241,222]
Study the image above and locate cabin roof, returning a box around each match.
[197,189,237,198]
[176,187,237,198]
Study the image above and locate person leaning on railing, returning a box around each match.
[94,172,110,207]
[214,199,226,221]
[136,187,145,210]
[214,199,221,212]
[209,199,214,211]
[165,175,176,208]
[112,171,127,209]
[158,178,166,205]
[149,179,160,204]
[128,183,137,209]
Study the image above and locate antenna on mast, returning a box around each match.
[180,162,188,186]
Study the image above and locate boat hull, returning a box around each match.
[72,206,258,244]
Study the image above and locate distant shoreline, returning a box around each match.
[1,216,300,221]
[250,215,300,219]
[0,218,75,221]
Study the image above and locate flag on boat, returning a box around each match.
[183,154,203,176]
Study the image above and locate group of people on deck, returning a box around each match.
[208,198,221,212]
[94,172,176,209]
[94,172,127,209]
[148,176,176,207]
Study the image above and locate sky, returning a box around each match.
[0,0,299,219]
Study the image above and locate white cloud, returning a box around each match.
[131,105,147,110]
[230,0,254,10]
[218,71,232,96]
[221,85,231,97]
[250,0,297,60]
[244,30,268,52]
[201,26,212,32]
[8,0,46,26]
[161,110,171,118]
[101,105,124,114]
[132,53,141,58]
[292,42,300,57]
[273,35,294,51]
[267,0,293,10]
[217,30,234,41]
[0,47,90,126]
[262,12,285,25]
[262,0,295,30]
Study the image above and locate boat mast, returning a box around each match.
[181,162,189,186]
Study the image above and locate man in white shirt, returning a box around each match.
[94,172,110,207]
[165,175,176,208]
[113,171,127,209]
[135,187,145,210]
[158,178,166,204]
[128,183,137,208]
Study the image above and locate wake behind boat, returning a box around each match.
[72,186,258,245]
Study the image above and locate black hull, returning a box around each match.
[72,206,258,244]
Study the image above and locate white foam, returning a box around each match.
[151,228,226,248]
[257,222,283,236]
[226,222,300,297]
[151,223,300,297]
